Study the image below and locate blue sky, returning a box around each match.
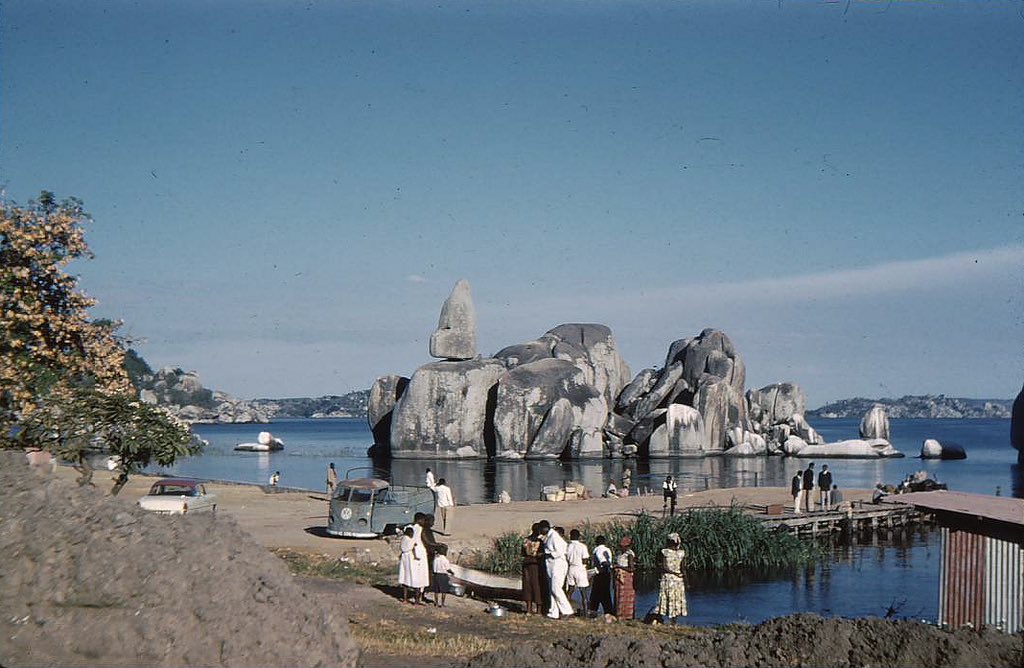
[2,0,1021,404]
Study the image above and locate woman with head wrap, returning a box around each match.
[613,536,636,620]
[653,532,688,623]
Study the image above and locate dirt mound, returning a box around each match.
[0,452,359,667]
[462,614,1023,668]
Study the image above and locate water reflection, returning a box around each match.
[170,418,1021,502]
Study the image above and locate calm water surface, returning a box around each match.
[159,417,1021,502]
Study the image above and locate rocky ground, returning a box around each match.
[461,614,1024,668]
[0,452,358,667]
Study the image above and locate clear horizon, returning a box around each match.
[2,1,1021,406]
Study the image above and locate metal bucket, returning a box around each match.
[449,583,466,597]
[487,604,507,619]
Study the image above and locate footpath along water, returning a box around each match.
[158,418,1022,502]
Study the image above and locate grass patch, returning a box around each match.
[271,547,393,585]
[350,620,504,657]
[470,506,826,574]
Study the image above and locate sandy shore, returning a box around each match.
[100,471,874,562]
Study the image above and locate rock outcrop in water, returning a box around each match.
[860,404,891,440]
[371,281,891,461]
[921,438,967,460]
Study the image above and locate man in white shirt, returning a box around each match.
[434,478,455,533]
[425,468,436,489]
[662,475,678,516]
[538,520,574,619]
[565,529,590,612]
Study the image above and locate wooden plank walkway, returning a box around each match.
[749,502,926,536]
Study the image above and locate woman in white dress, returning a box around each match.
[409,522,432,603]
[397,527,422,604]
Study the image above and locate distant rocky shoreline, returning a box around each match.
[808,395,1011,420]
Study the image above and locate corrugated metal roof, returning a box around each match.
[887,491,1024,527]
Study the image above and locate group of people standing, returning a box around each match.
[520,522,631,619]
[519,523,689,624]
[396,512,453,606]
[790,463,842,513]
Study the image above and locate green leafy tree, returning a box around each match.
[1,192,200,493]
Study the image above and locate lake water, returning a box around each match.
[158,417,1021,502]
[635,529,941,625]
[153,417,1019,626]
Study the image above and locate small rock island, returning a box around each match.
[369,280,903,461]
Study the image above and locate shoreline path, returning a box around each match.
[107,473,873,563]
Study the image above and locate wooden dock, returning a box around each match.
[748,502,927,536]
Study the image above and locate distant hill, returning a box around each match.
[808,395,1012,419]
[125,349,271,424]
[125,349,369,423]
[251,392,369,419]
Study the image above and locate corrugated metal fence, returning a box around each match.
[939,527,1023,632]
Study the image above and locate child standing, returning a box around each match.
[432,545,455,607]
[565,529,591,613]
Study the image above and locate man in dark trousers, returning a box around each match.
[817,465,833,511]
[802,463,815,513]
[791,469,803,514]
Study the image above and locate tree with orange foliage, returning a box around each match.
[1,192,198,493]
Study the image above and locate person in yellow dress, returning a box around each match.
[654,532,688,623]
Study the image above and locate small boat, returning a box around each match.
[448,564,522,600]
[234,431,284,452]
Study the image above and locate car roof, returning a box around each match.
[338,477,390,491]
[151,478,205,486]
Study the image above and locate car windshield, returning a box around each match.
[151,484,198,496]
[337,487,373,503]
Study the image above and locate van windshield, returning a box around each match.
[338,487,373,503]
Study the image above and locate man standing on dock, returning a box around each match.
[434,478,455,533]
[802,463,815,513]
[791,469,803,514]
[818,465,833,511]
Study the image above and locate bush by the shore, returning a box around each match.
[476,507,825,574]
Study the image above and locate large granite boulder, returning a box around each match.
[367,374,409,446]
[629,362,684,421]
[615,368,658,415]
[389,359,504,458]
[668,329,746,399]
[860,404,890,440]
[920,438,967,460]
[492,358,608,460]
[789,413,823,445]
[429,279,477,360]
[496,324,631,409]
[788,438,902,458]
[694,374,743,453]
[666,404,709,456]
[754,383,807,425]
